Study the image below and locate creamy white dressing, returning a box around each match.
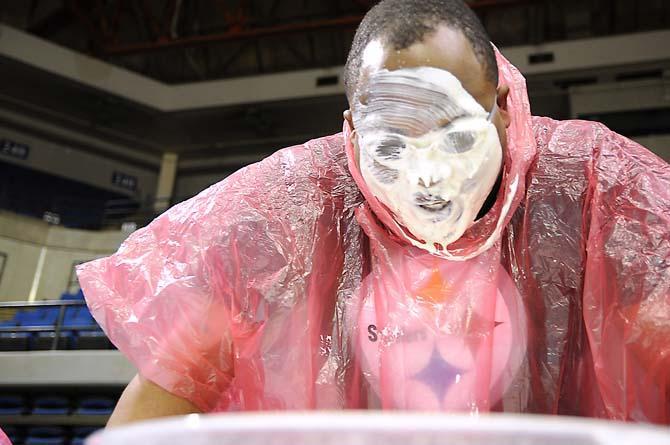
[353,67,503,253]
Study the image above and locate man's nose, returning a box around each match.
[410,158,449,188]
[417,175,441,188]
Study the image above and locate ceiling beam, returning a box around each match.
[102,14,364,55]
[2,24,669,111]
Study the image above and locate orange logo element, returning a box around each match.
[414,266,452,305]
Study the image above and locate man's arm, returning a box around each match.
[107,374,201,428]
[582,128,670,422]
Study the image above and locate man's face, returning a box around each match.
[345,25,511,250]
[346,25,510,158]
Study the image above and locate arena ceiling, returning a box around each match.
[2,0,668,83]
[0,0,668,173]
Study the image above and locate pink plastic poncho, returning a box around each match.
[78,51,670,423]
[0,428,12,445]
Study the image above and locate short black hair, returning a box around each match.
[344,0,498,102]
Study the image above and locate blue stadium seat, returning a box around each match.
[27,307,66,350]
[1,307,58,350]
[69,303,111,350]
[69,306,94,327]
[32,396,70,415]
[32,296,93,350]
[25,427,66,445]
[74,397,115,415]
[18,307,58,326]
[33,298,89,350]
[0,302,95,351]
[0,291,109,351]
[12,308,32,325]
[60,291,83,301]
[0,317,17,327]
[0,394,26,414]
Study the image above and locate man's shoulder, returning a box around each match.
[531,115,609,132]
[178,132,354,216]
[530,116,670,198]
[531,116,611,159]
[532,116,668,167]
[201,132,345,187]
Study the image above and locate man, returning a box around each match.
[78,0,670,427]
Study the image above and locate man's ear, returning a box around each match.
[343,109,360,166]
[496,84,511,128]
[343,109,354,129]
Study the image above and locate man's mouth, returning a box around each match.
[418,201,451,212]
[415,194,452,213]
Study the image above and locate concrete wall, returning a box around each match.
[173,172,232,203]
[570,78,670,117]
[634,134,670,162]
[0,211,128,301]
[569,78,670,162]
[0,122,158,203]
[3,24,670,110]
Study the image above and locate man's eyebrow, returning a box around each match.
[437,113,468,127]
[361,95,469,135]
[369,77,469,112]
[363,78,470,129]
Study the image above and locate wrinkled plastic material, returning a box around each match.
[0,428,11,445]
[78,51,670,423]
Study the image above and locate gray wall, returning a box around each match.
[0,211,128,301]
[0,123,158,203]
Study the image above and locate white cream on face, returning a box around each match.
[353,67,502,253]
[361,39,385,71]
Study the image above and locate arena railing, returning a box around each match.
[0,300,101,350]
